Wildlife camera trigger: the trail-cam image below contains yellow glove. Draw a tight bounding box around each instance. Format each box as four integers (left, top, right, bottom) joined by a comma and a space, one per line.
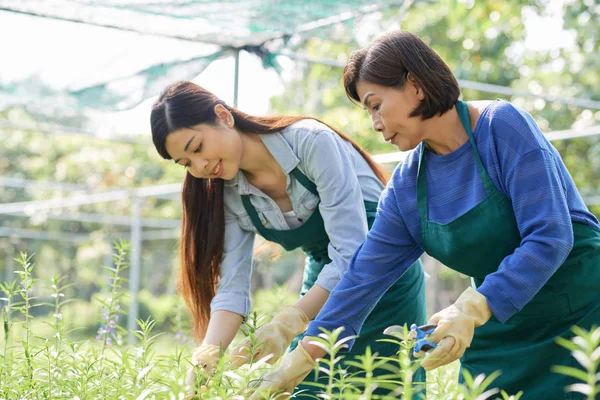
186, 344, 221, 393
229, 305, 309, 367
419, 287, 492, 371
249, 342, 316, 399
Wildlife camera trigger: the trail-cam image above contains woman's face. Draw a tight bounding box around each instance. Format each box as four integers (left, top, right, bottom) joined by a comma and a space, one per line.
165, 118, 243, 180
356, 78, 425, 151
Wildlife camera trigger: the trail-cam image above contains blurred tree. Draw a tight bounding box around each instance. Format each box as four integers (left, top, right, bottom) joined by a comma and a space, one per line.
519, 0, 600, 215
270, 0, 599, 214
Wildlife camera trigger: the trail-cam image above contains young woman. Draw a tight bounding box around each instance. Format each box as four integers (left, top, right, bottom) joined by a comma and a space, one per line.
149, 81, 427, 396
252, 30, 600, 400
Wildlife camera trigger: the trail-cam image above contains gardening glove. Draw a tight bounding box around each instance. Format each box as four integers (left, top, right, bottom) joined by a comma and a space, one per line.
186, 344, 221, 390
229, 305, 309, 368
249, 342, 316, 399
419, 287, 492, 371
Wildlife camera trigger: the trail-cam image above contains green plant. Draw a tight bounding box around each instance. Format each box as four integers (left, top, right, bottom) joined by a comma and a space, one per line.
0, 245, 598, 400
553, 325, 600, 400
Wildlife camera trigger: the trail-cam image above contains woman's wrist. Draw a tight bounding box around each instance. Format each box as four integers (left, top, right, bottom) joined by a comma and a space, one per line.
295, 284, 330, 320
300, 337, 327, 361
202, 310, 244, 349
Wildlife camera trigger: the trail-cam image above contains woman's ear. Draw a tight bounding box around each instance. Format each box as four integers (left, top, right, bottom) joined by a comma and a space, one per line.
213, 104, 234, 127
406, 72, 425, 100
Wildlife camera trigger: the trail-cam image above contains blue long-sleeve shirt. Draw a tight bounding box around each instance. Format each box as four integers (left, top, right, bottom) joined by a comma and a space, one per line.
306, 100, 600, 348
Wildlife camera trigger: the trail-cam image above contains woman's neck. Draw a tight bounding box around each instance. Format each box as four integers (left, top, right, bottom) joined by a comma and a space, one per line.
239, 133, 281, 183
423, 105, 469, 156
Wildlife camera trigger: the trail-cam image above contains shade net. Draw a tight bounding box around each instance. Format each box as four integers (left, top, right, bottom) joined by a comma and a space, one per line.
0, 0, 406, 131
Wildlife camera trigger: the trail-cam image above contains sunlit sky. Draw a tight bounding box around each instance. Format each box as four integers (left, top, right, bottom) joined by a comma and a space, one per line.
0, 10, 286, 138
0, 4, 575, 138
108, 53, 286, 135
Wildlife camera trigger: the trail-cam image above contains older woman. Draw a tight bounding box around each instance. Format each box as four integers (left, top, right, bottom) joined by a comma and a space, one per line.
251, 30, 600, 400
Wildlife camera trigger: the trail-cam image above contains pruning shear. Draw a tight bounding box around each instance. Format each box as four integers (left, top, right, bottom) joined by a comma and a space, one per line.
384, 323, 438, 353
410, 323, 437, 353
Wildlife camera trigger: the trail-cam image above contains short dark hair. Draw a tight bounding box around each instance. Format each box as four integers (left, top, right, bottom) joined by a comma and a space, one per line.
343, 30, 460, 120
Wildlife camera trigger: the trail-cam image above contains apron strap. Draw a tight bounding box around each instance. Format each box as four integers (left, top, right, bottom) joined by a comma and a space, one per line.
416, 144, 429, 223
241, 195, 272, 238
456, 100, 497, 196
290, 168, 318, 196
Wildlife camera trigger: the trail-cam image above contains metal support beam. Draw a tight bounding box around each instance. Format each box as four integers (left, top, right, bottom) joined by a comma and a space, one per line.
544, 125, 600, 141
141, 229, 180, 241
371, 125, 600, 164
0, 227, 179, 242
583, 196, 600, 206
0, 227, 91, 243
127, 196, 142, 343
4, 252, 14, 284
7, 210, 179, 229
0, 177, 94, 192
233, 49, 240, 108
0, 183, 182, 215
372, 151, 409, 164
0, 121, 147, 144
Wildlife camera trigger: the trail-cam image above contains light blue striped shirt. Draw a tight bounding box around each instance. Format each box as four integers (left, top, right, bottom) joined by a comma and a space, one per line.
211, 119, 385, 316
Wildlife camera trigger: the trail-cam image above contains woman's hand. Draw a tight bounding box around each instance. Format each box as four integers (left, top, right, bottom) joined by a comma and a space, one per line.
185, 344, 222, 397
418, 287, 492, 370
229, 305, 309, 367
248, 340, 318, 399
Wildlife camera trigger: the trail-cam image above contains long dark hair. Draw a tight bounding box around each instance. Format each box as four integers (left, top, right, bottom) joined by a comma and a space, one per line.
344, 30, 460, 119
150, 81, 387, 340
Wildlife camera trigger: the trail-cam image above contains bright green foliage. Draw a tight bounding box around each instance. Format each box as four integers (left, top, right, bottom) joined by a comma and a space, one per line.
2, 245, 598, 399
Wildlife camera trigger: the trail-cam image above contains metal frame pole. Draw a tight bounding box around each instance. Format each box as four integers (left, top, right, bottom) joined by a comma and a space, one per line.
127, 196, 142, 343
233, 49, 240, 107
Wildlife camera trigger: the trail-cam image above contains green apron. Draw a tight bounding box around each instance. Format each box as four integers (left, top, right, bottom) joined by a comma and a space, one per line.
417, 100, 600, 399
242, 168, 427, 397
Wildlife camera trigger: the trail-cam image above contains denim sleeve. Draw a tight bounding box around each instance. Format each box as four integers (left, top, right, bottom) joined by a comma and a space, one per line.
305, 180, 424, 348
298, 129, 372, 292
210, 213, 255, 317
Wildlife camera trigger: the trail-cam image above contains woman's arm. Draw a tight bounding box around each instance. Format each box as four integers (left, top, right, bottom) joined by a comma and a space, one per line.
295, 284, 329, 320
188, 214, 255, 375
202, 214, 255, 348
202, 310, 244, 348
476, 104, 574, 322
209, 215, 255, 323
299, 128, 373, 294
303, 176, 424, 352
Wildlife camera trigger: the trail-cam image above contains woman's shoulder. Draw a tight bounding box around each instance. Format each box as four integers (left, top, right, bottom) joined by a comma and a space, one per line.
280, 118, 355, 159
479, 98, 527, 117
468, 99, 526, 128
472, 99, 536, 131
282, 118, 332, 135
473, 99, 548, 151
223, 184, 241, 217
